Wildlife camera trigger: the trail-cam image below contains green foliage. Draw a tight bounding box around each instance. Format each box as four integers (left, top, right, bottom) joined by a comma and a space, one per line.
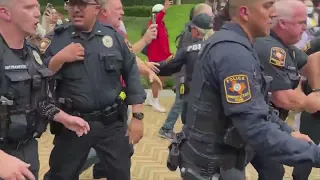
39, 0, 65, 6
121, 0, 202, 6
38, 0, 202, 7
141, 76, 175, 89
124, 6, 152, 17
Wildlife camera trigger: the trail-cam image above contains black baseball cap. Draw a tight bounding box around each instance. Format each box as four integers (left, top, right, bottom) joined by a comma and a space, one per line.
190, 13, 213, 30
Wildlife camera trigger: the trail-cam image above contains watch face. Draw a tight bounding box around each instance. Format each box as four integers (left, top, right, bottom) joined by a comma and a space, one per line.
133, 113, 144, 120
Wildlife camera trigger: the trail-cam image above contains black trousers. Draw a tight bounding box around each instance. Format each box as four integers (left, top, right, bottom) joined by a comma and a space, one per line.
0, 139, 39, 180
44, 120, 130, 180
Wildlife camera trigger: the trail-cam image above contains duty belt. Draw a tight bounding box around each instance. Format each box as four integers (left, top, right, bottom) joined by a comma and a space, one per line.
0, 136, 32, 150
71, 103, 120, 125
58, 98, 121, 125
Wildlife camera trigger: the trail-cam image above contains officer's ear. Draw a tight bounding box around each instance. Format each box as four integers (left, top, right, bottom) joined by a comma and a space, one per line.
0, 7, 11, 21
99, 7, 106, 16
239, 6, 249, 22
278, 19, 287, 29
94, 5, 101, 15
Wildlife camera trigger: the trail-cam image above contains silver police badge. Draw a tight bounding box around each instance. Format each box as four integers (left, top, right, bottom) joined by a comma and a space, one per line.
32, 50, 43, 65
102, 36, 113, 48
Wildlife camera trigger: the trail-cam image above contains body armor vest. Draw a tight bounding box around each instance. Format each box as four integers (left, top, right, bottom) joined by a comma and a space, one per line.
0, 36, 52, 143
186, 29, 271, 148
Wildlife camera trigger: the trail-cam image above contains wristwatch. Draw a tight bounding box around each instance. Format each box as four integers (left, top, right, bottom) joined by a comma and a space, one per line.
132, 112, 144, 120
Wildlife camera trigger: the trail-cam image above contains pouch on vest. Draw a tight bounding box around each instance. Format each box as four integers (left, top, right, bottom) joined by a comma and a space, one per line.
7, 114, 28, 141
223, 126, 245, 149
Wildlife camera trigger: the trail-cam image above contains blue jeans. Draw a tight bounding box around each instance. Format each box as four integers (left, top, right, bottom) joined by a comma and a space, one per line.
161, 86, 183, 132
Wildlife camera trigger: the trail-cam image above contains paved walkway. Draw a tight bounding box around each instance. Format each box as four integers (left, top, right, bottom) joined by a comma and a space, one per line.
37, 90, 320, 179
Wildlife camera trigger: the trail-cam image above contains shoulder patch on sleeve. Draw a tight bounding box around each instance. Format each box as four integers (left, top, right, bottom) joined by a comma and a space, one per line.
124, 38, 135, 54
302, 42, 311, 52
39, 38, 51, 54
223, 75, 251, 104
269, 47, 286, 67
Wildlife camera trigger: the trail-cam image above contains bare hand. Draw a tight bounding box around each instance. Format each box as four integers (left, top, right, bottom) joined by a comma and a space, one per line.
148, 71, 163, 89
305, 92, 320, 113
164, 0, 173, 9
62, 115, 90, 137
128, 118, 144, 144
59, 42, 85, 63
291, 131, 313, 143
143, 24, 158, 45
0, 153, 35, 180
145, 62, 160, 73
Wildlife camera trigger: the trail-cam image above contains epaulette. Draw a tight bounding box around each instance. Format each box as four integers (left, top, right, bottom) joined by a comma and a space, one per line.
100, 22, 118, 32
26, 40, 39, 51
54, 22, 71, 35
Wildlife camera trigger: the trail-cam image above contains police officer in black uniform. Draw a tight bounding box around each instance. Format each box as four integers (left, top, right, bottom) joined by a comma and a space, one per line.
251, 1, 320, 179
42, 0, 146, 179
168, 0, 320, 179
157, 13, 213, 124
0, 0, 90, 180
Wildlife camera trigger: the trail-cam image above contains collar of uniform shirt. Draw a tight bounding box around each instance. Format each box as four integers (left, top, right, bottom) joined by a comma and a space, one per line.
270, 31, 288, 47
69, 21, 104, 39
222, 22, 251, 42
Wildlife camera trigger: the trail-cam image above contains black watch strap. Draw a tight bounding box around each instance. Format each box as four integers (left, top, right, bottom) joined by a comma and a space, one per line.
132, 112, 144, 120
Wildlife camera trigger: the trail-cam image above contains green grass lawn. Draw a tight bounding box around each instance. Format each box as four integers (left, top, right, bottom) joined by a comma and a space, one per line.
123, 4, 195, 60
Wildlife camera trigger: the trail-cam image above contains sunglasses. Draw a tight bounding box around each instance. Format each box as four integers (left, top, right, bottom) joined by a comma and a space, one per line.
65, 1, 98, 10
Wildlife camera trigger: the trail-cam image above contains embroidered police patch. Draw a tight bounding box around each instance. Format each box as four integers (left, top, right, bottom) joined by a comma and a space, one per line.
39, 38, 51, 54
224, 75, 251, 104
102, 35, 113, 48
32, 50, 43, 65
302, 42, 311, 52
270, 47, 286, 67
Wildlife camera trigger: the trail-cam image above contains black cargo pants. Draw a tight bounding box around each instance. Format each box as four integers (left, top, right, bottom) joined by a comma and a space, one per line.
0, 139, 39, 180
44, 119, 130, 180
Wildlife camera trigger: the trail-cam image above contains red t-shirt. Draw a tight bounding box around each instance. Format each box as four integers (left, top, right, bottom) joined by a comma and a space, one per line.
147, 11, 172, 62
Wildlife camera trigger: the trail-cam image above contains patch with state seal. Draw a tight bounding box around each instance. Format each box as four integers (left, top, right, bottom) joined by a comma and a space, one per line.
39, 38, 51, 54
269, 47, 286, 67
224, 74, 251, 104
302, 42, 311, 52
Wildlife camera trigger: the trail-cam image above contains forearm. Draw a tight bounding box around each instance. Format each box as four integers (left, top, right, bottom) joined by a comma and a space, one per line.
301, 52, 320, 89
271, 91, 306, 111
136, 58, 151, 76
132, 104, 144, 113
233, 113, 320, 167
269, 111, 293, 134
48, 53, 64, 73
0, 150, 7, 159
133, 39, 148, 54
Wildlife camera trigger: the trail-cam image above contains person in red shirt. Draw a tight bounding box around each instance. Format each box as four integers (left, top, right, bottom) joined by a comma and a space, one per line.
146, 0, 173, 113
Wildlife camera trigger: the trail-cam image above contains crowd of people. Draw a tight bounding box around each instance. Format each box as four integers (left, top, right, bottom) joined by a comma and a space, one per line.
3, 0, 320, 179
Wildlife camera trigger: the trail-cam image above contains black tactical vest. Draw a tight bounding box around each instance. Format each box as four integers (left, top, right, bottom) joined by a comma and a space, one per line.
0, 36, 52, 142
186, 30, 270, 148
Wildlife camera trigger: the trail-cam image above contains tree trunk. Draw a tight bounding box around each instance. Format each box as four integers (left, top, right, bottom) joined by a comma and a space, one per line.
176, 0, 181, 5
